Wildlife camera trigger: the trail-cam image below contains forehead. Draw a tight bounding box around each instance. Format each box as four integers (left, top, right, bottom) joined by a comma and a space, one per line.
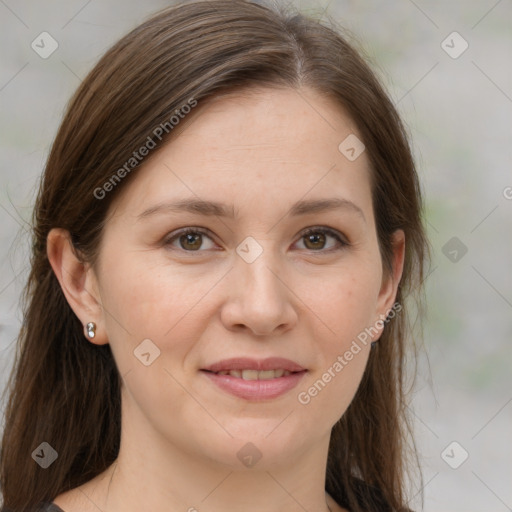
109, 86, 373, 221
175, 86, 361, 160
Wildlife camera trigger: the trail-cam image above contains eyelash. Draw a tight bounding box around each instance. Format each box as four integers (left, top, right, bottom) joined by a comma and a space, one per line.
163, 226, 350, 254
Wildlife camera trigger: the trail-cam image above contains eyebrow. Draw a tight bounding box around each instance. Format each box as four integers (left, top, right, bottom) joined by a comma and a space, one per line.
137, 197, 366, 223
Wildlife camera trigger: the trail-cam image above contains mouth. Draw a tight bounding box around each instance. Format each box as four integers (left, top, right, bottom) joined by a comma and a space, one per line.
202, 368, 299, 380
200, 357, 307, 401
201, 356, 306, 373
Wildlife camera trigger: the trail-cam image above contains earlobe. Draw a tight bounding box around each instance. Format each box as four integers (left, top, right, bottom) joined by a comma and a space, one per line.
46, 228, 108, 345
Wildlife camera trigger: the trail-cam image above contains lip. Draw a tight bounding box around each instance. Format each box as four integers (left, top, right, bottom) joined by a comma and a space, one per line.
200, 357, 307, 401
201, 370, 307, 401
201, 357, 306, 373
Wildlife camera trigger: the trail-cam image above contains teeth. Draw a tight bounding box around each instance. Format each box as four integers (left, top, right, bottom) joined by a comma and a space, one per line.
242, 369, 259, 380
216, 369, 292, 379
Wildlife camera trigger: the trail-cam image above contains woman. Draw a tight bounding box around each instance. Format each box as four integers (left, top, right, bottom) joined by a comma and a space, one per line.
0, 1, 430, 511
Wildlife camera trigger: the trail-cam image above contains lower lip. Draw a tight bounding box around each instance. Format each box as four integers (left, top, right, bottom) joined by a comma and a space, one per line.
201, 370, 307, 401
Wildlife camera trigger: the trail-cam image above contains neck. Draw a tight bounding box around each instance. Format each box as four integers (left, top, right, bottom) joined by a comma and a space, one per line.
74, 395, 337, 512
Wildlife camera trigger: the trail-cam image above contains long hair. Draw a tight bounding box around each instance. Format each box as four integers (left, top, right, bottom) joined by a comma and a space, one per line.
0, 1, 430, 510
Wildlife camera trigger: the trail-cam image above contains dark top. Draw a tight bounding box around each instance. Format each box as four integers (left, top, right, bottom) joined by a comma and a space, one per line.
32, 504, 65, 512
0, 504, 64, 512
30, 486, 400, 512
29, 495, 401, 512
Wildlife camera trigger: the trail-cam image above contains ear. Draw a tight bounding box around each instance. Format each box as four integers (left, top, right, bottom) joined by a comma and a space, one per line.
372, 229, 405, 341
46, 228, 108, 345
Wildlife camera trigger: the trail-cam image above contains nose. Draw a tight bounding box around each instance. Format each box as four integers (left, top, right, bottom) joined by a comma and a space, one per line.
220, 246, 298, 337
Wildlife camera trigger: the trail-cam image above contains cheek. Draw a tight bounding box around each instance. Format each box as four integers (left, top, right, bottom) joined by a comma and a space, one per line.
303, 260, 382, 344
97, 249, 225, 369
293, 261, 380, 424
97, 252, 210, 434
299, 346, 369, 429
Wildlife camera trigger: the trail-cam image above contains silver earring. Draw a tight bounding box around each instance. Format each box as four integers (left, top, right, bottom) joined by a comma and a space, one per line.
371, 341, 377, 348
86, 322, 96, 339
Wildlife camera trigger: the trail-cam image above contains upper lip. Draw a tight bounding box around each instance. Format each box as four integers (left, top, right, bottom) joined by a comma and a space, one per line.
201, 357, 306, 373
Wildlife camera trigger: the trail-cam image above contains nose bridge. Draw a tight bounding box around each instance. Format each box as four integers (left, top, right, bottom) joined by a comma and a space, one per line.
223, 234, 296, 334
235, 235, 283, 299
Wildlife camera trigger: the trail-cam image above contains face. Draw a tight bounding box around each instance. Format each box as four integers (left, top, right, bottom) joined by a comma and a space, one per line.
59, 86, 404, 470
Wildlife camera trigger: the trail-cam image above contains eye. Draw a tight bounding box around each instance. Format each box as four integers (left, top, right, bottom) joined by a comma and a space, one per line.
164, 226, 349, 254
164, 227, 216, 252
295, 227, 349, 252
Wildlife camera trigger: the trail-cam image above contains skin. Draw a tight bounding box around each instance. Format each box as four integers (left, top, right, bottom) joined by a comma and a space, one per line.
48, 86, 405, 512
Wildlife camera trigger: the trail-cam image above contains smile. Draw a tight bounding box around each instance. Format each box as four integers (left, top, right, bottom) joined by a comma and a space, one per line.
212, 369, 293, 379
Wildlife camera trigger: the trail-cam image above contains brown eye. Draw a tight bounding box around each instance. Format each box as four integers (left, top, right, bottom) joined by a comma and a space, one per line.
165, 228, 216, 252
179, 232, 203, 251
303, 231, 327, 250
297, 227, 348, 252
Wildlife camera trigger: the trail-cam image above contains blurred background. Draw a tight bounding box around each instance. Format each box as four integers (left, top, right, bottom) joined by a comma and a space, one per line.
0, 0, 510, 510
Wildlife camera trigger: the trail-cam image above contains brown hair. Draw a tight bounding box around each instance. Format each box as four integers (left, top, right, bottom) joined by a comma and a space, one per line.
0, 1, 430, 510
